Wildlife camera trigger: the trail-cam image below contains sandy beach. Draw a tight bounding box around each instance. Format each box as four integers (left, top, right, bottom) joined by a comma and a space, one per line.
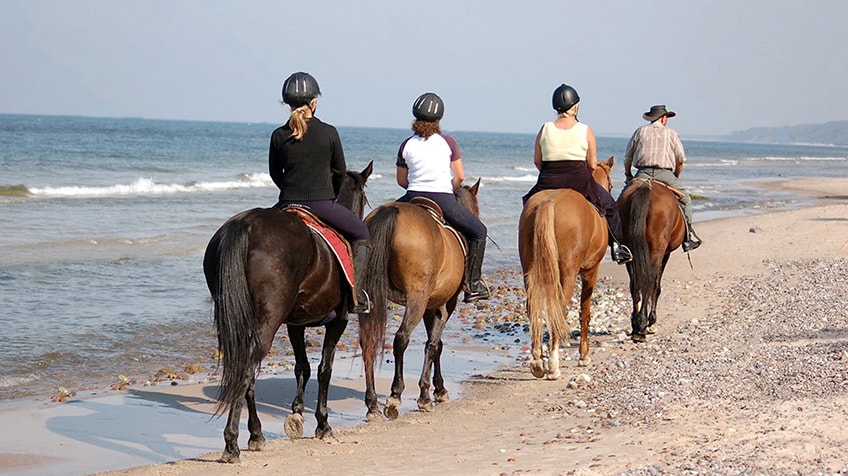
2, 177, 847, 476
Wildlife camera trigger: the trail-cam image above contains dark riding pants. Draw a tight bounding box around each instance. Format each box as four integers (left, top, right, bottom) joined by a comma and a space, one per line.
397, 191, 487, 242
274, 199, 370, 241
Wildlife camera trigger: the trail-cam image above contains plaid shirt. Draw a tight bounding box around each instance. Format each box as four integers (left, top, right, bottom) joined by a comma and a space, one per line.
624, 122, 686, 170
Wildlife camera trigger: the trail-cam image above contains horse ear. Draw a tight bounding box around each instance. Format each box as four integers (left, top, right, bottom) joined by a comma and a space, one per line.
606, 155, 615, 168
360, 161, 374, 182
470, 177, 481, 196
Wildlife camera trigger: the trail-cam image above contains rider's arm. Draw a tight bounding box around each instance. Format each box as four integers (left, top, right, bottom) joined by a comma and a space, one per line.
585, 126, 598, 171
396, 166, 409, 189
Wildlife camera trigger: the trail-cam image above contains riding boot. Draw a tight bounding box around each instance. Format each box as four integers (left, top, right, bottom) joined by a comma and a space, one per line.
463, 240, 490, 303
682, 220, 703, 252
609, 233, 633, 264
350, 240, 372, 313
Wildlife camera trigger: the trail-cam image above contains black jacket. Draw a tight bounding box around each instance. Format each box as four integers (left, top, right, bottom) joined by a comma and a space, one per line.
269, 117, 346, 201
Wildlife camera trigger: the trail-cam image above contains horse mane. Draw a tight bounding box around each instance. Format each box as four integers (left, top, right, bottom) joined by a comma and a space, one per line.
454, 179, 480, 216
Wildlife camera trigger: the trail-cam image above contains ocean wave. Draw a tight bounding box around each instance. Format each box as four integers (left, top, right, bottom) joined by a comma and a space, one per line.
28, 175, 276, 197
481, 174, 537, 183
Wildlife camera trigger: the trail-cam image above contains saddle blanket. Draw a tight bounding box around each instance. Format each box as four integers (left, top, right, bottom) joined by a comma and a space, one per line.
282, 206, 355, 288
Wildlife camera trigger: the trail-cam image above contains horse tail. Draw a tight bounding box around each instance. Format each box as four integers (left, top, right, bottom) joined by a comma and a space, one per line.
358, 206, 395, 369
526, 200, 570, 342
628, 184, 656, 308
207, 216, 260, 416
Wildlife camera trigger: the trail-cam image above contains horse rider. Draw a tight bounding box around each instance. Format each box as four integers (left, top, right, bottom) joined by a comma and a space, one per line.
395, 92, 490, 303
523, 84, 633, 265
268, 71, 372, 313
623, 105, 702, 252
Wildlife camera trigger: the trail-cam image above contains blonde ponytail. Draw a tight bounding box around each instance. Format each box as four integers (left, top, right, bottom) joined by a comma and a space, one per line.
288, 99, 316, 140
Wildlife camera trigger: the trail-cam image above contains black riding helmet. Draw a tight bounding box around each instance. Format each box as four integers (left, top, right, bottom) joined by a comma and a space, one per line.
412, 92, 444, 121
552, 84, 580, 113
282, 72, 321, 107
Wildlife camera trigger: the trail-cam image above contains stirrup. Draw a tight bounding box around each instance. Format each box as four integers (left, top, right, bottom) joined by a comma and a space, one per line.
613, 244, 633, 264
682, 240, 701, 252
463, 282, 490, 303
351, 290, 371, 314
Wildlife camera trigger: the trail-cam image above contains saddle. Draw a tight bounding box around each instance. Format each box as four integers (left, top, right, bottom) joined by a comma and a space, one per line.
408, 197, 467, 256
281, 206, 355, 288
630, 177, 686, 199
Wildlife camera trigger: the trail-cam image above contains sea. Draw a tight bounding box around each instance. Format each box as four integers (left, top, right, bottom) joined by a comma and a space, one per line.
1, 113, 846, 402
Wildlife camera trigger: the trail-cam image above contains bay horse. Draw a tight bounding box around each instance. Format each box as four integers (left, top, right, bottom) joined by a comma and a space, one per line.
518, 157, 615, 379
357, 180, 481, 421
202, 162, 372, 463
617, 178, 685, 342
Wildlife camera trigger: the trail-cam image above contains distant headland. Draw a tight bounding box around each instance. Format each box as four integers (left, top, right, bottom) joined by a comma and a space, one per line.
723, 120, 848, 147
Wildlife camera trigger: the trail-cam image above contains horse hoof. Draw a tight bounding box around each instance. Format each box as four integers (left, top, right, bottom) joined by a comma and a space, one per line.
219, 451, 240, 464
434, 390, 450, 403
631, 334, 647, 343
384, 398, 401, 421
577, 357, 591, 368
315, 427, 334, 440
417, 399, 433, 412
530, 359, 546, 379
647, 326, 656, 335
284, 413, 304, 439
247, 435, 266, 451
545, 370, 561, 381
366, 409, 383, 422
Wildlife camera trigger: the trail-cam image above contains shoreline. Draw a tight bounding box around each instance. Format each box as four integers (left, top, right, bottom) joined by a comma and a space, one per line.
2, 177, 846, 476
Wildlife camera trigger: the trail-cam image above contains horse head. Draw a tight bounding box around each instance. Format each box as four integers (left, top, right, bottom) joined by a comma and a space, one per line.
454, 177, 481, 217
337, 161, 373, 219
593, 156, 615, 193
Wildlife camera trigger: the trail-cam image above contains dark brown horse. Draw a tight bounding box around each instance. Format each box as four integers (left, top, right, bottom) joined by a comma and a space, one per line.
202, 163, 372, 463
357, 180, 481, 421
618, 178, 685, 342
518, 157, 615, 379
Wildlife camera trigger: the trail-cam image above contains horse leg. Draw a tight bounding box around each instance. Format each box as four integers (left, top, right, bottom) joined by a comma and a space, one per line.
362, 342, 381, 422
418, 306, 449, 411
432, 297, 457, 403
284, 325, 309, 439
385, 298, 426, 420
244, 379, 266, 451
547, 325, 561, 380
648, 256, 671, 333
526, 297, 546, 379
313, 315, 347, 439
219, 369, 252, 463
577, 269, 599, 367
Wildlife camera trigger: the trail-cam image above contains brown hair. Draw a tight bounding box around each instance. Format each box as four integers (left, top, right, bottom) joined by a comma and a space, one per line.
412, 119, 441, 139
287, 99, 317, 140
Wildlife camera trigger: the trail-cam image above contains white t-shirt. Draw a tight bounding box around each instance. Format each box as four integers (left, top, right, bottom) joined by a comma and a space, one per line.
396, 133, 462, 193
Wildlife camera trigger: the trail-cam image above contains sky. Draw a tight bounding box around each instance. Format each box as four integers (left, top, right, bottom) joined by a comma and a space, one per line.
1, 1, 847, 136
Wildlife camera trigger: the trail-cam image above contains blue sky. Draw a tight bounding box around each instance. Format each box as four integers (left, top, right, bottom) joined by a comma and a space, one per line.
2, 1, 846, 136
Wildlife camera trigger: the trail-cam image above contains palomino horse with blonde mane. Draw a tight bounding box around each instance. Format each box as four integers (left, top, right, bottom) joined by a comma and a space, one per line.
617, 178, 685, 342
358, 180, 481, 421
518, 157, 615, 379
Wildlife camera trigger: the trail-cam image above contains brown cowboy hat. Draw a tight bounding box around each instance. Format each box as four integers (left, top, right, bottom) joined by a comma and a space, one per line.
643, 105, 676, 122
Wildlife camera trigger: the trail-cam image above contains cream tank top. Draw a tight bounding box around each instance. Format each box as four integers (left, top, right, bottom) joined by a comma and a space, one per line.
540, 121, 589, 162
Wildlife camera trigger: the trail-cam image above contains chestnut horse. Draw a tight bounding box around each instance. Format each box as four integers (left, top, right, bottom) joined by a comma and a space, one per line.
617, 179, 685, 342
518, 157, 615, 379
358, 180, 480, 421
203, 163, 372, 463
